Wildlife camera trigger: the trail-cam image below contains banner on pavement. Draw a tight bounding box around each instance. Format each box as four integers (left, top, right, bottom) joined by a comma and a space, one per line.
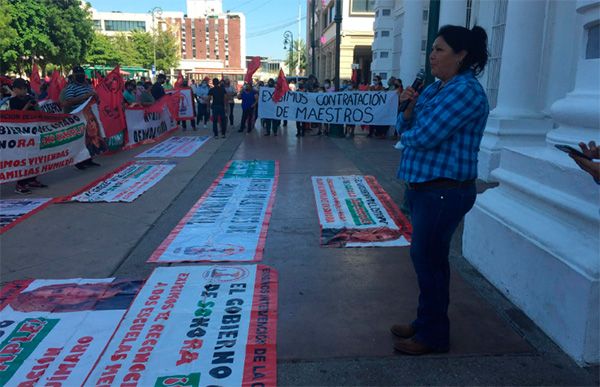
136, 136, 210, 158
258, 87, 399, 125
0, 278, 143, 386
0, 110, 90, 184
166, 88, 195, 120
63, 160, 175, 203
312, 175, 412, 247
125, 103, 178, 149
149, 160, 278, 263
84, 265, 278, 387
0, 198, 53, 234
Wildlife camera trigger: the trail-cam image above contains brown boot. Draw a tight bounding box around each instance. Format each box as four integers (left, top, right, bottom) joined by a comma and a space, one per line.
390, 324, 416, 338
393, 337, 449, 355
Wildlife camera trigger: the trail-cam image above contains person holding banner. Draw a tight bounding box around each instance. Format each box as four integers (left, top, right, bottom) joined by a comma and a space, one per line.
238, 82, 258, 133
9, 78, 48, 194
392, 25, 489, 355
208, 78, 228, 138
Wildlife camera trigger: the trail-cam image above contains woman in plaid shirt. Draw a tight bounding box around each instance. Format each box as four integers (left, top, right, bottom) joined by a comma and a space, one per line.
392, 25, 490, 355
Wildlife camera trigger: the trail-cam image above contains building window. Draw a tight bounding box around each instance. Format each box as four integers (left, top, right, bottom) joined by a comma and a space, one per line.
381, 30, 390, 37
380, 51, 388, 58
374, 31, 378, 38
93, 20, 102, 30
380, 72, 387, 80
421, 39, 427, 51
422, 9, 428, 21
586, 23, 599, 59
486, 0, 508, 109
466, 0, 473, 27
382, 9, 390, 16
104, 20, 146, 32
373, 52, 377, 59
375, 10, 379, 17
351, 0, 375, 14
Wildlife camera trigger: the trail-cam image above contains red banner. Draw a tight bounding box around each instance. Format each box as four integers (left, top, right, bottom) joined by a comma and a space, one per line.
174, 71, 184, 89
95, 66, 126, 138
47, 71, 63, 102
272, 68, 289, 103
244, 56, 261, 84
29, 63, 41, 95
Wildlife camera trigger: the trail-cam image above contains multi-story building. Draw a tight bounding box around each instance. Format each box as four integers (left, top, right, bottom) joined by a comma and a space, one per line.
306, 0, 375, 83
91, 0, 246, 83
371, 0, 599, 366
245, 57, 287, 82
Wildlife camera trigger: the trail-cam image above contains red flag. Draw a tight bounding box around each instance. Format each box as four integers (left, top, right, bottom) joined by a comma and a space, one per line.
244, 56, 261, 84
0, 76, 12, 87
351, 68, 358, 85
272, 68, 290, 103
174, 71, 184, 89
30, 63, 41, 95
47, 71, 63, 101
95, 65, 126, 137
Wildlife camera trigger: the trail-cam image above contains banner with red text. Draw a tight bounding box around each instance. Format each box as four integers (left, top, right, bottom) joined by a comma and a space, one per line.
125, 103, 178, 149
0, 278, 143, 386
63, 161, 176, 203
312, 175, 412, 247
149, 160, 278, 263
84, 265, 278, 387
0, 198, 53, 234
0, 110, 90, 184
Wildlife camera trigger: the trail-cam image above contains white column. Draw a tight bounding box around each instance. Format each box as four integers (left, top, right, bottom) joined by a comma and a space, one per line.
399, 0, 424, 84
439, 0, 466, 27
464, 0, 599, 365
477, 0, 553, 181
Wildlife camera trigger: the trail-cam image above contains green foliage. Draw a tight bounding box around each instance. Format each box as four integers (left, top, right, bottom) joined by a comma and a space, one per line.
285, 39, 307, 75
154, 27, 180, 72
0, 0, 17, 71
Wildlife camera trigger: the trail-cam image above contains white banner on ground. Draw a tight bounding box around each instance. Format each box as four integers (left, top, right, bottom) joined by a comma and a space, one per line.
84, 265, 278, 387
125, 105, 177, 148
167, 88, 195, 120
0, 278, 142, 387
0, 198, 53, 233
65, 161, 175, 203
136, 136, 210, 158
257, 87, 398, 125
149, 160, 278, 263
312, 175, 412, 247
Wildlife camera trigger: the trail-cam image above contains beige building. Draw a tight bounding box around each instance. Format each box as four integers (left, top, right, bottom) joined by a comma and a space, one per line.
307, 0, 375, 83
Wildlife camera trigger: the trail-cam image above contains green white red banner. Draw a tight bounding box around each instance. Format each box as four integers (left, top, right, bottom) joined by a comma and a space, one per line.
62, 160, 176, 203
0, 278, 143, 386
149, 160, 278, 263
312, 175, 412, 247
84, 265, 278, 387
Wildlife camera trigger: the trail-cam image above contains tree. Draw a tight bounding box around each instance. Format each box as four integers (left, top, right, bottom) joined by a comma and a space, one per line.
86, 32, 124, 66
154, 27, 180, 72
285, 39, 307, 76
0, 0, 17, 73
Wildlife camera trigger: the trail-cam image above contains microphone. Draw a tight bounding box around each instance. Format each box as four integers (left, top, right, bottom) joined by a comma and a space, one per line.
398, 70, 425, 112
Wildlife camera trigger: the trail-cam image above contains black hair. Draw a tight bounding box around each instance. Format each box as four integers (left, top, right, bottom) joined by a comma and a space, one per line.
157, 73, 166, 80
437, 25, 488, 76
12, 78, 27, 89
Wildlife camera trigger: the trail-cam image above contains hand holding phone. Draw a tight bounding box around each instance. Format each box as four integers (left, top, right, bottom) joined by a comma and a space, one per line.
555, 144, 593, 161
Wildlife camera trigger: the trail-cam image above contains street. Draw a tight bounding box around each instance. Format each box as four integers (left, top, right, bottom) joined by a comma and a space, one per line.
1, 105, 597, 386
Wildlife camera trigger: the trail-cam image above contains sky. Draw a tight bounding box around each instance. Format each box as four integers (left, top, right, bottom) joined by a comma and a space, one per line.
87, 0, 307, 60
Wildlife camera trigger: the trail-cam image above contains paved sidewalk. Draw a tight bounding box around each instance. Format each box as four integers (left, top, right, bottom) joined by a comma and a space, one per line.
1, 116, 597, 386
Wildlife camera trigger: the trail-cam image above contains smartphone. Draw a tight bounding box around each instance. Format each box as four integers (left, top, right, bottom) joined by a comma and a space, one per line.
555, 144, 593, 160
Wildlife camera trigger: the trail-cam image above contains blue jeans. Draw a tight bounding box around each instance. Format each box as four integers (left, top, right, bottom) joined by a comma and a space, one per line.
406, 183, 477, 350
212, 105, 227, 136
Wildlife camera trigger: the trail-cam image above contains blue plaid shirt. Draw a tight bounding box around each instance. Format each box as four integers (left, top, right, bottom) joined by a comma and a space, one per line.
396, 71, 489, 183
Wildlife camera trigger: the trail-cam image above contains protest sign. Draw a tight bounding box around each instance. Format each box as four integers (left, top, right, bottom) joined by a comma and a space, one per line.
63, 160, 175, 203
96, 66, 126, 138
312, 175, 412, 247
0, 198, 53, 234
125, 103, 178, 149
258, 87, 399, 125
149, 160, 278, 263
0, 110, 90, 184
83, 265, 278, 387
0, 278, 143, 386
38, 99, 63, 114
166, 88, 195, 120
136, 136, 210, 158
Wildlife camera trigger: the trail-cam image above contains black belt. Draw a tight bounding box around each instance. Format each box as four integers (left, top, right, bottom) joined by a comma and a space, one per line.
408, 178, 475, 190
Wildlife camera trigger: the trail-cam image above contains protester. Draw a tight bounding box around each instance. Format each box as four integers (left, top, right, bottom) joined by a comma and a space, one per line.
392, 25, 489, 355
569, 141, 600, 184
194, 77, 210, 128
238, 82, 258, 133
178, 79, 197, 131
61, 66, 99, 170
208, 78, 228, 138
264, 78, 281, 136
9, 78, 47, 194
123, 80, 136, 105
139, 82, 155, 106
151, 74, 167, 100
296, 82, 307, 137
223, 78, 236, 126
